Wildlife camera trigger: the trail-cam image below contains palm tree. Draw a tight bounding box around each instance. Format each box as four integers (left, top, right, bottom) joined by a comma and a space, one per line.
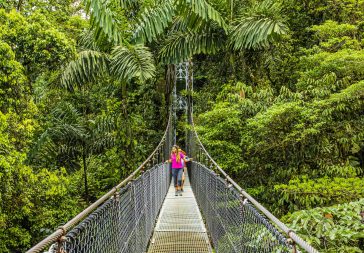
65, 0, 288, 84
49, 0, 289, 202
133, 0, 288, 61
62, 0, 227, 77
32, 101, 116, 202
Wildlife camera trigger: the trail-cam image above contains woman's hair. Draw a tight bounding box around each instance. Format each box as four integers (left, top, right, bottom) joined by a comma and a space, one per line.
178, 148, 186, 155
172, 145, 181, 162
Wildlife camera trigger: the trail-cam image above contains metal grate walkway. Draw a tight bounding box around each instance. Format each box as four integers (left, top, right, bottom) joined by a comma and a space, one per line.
147, 171, 212, 253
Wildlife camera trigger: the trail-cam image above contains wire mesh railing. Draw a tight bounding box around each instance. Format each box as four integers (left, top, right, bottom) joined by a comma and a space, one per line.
190, 162, 292, 252
27, 111, 174, 253
188, 118, 319, 253
61, 163, 170, 253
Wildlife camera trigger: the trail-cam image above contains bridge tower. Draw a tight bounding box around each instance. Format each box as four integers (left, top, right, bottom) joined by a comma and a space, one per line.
174, 61, 193, 154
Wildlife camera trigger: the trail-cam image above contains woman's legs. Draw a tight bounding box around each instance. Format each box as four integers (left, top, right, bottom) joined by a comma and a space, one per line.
177, 168, 183, 195
172, 168, 183, 195
172, 169, 178, 188
181, 167, 186, 191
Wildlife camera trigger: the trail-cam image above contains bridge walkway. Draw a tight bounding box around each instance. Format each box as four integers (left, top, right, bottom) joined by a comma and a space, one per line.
147, 171, 212, 253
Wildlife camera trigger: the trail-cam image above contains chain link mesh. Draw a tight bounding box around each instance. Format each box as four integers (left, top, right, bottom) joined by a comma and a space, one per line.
49, 164, 170, 253
189, 162, 292, 253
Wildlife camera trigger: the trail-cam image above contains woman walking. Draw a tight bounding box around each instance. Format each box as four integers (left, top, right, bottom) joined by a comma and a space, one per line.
178, 147, 191, 192
166, 145, 185, 196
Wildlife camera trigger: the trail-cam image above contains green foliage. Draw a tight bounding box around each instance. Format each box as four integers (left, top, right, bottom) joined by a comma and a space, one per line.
284, 0, 364, 44
196, 102, 244, 174
176, 0, 227, 31
241, 80, 363, 183
1, 0, 364, 251
61, 50, 109, 90
311, 20, 358, 41
298, 49, 364, 82
230, 0, 288, 50
276, 176, 364, 212
83, 0, 124, 43
196, 61, 363, 253
133, 0, 227, 44
0, 40, 27, 112
0, 9, 76, 81
133, 0, 175, 43
0, 112, 81, 252
111, 44, 156, 81
159, 27, 225, 63
284, 199, 364, 252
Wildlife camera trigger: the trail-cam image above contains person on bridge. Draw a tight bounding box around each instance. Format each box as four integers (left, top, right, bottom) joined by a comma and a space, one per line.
179, 148, 187, 192
178, 147, 192, 192
166, 145, 185, 196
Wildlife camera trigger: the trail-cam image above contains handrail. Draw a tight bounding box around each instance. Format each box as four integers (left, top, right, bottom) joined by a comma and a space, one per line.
26, 111, 172, 253
190, 116, 319, 253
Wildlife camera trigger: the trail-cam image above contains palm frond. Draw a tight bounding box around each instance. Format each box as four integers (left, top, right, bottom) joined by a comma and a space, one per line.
91, 133, 116, 153
230, 16, 288, 50
159, 28, 225, 63
78, 30, 102, 51
50, 123, 87, 141
51, 102, 82, 122
58, 144, 83, 158
29, 129, 53, 162
30, 103, 85, 166
177, 0, 228, 31
133, 0, 175, 43
49, 102, 87, 140
92, 114, 117, 134
117, 0, 139, 9
61, 50, 109, 91
230, 0, 288, 50
83, 0, 123, 43
111, 44, 156, 82
169, 14, 206, 32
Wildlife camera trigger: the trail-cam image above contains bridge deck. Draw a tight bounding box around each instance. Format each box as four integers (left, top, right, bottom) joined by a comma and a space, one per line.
147, 172, 212, 253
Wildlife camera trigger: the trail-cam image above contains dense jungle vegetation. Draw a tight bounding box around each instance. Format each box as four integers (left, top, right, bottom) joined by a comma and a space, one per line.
0, 0, 363, 252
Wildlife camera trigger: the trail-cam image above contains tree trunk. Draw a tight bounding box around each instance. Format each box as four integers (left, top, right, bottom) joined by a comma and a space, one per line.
82, 146, 89, 203
230, 0, 234, 22
119, 81, 132, 180
165, 64, 175, 110
17, 0, 24, 11
81, 86, 89, 202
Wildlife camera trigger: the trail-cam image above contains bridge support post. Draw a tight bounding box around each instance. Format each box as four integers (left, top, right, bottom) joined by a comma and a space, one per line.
113, 189, 121, 253
56, 227, 66, 253
287, 237, 297, 253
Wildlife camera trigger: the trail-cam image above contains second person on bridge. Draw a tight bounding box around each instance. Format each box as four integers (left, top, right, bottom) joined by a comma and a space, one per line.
166, 145, 185, 196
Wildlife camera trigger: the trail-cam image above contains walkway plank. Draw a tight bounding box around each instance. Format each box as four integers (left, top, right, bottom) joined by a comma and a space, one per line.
147, 172, 212, 253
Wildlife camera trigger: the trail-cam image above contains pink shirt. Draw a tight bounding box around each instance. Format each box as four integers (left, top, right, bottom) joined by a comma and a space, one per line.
171, 153, 185, 169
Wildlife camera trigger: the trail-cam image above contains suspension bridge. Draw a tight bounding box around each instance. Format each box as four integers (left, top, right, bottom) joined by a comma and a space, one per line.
27, 63, 318, 253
